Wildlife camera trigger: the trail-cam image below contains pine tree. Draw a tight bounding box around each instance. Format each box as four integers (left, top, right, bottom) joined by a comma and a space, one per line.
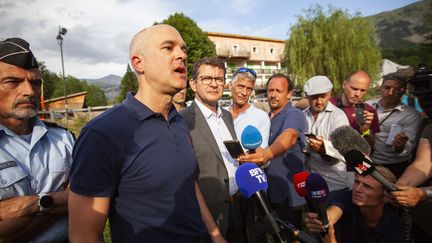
116, 64, 138, 102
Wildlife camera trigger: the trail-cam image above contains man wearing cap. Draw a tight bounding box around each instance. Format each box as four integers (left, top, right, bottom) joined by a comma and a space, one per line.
303, 76, 352, 196
0, 38, 74, 242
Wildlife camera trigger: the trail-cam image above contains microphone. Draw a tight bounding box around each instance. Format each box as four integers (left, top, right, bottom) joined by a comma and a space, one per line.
293, 171, 309, 198
294, 172, 316, 212
236, 163, 285, 243
305, 173, 330, 233
343, 150, 399, 192
330, 125, 371, 156
241, 125, 263, 153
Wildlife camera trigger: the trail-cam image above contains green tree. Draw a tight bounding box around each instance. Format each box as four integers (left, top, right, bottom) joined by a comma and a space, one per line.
285, 6, 382, 95
116, 64, 138, 102
39, 61, 61, 100
82, 81, 107, 107
161, 12, 216, 100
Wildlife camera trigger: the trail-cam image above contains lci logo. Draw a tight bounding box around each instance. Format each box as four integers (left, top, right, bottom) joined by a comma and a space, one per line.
310, 189, 327, 198
297, 181, 305, 188
248, 168, 267, 183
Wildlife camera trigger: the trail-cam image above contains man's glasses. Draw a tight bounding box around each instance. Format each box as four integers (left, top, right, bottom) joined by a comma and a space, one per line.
233, 67, 257, 78
198, 76, 225, 86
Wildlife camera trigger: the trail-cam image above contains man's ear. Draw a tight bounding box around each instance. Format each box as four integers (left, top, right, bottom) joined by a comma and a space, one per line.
342, 80, 348, 88
228, 81, 233, 90
286, 90, 292, 100
131, 55, 145, 74
189, 79, 197, 92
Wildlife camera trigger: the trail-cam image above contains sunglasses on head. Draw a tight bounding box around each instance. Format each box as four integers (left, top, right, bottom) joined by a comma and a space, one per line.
233, 67, 257, 78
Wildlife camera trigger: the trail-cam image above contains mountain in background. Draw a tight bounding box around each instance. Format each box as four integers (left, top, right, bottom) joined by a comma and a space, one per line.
82, 1, 432, 101
367, 0, 432, 49
83, 74, 122, 86
82, 74, 122, 102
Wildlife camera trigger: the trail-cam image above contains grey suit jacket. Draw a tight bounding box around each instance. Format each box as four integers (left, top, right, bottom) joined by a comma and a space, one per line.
180, 101, 237, 236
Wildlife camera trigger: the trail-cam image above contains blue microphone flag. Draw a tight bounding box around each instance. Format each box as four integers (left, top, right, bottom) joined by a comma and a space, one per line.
241, 125, 262, 150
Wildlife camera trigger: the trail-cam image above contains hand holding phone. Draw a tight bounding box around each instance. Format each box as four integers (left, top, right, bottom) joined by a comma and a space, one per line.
223, 140, 245, 159
354, 103, 365, 125
305, 133, 317, 139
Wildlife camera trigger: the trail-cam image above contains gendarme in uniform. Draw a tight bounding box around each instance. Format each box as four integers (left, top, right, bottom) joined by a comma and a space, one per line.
0, 37, 75, 242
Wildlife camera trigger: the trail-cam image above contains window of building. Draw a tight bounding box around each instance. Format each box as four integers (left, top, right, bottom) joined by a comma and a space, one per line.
232, 44, 239, 52
252, 46, 258, 53
270, 48, 274, 54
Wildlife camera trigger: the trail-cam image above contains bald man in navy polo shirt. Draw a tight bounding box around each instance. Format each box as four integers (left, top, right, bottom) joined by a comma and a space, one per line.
69, 24, 207, 242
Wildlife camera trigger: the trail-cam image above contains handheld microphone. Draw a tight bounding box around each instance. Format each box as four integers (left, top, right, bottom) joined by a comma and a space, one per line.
236, 163, 285, 243
343, 150, 399, 192
241, 125, 263, 153
293, 172, 314, 211
293, 171, 309, 198
305, 173, 330, 233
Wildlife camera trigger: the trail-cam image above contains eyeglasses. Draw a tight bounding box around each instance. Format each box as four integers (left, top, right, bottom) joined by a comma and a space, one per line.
233, 67, 257, 78
198, 76, 225, 86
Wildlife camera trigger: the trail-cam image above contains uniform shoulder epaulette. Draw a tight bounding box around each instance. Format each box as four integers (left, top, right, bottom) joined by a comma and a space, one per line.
42, 121, 76, 140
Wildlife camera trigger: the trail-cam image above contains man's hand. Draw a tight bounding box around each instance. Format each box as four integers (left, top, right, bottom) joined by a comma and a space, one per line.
304, 212, 326, 234
308, 136, 325, 154
392, 132, 408, 153
238, 147, 272, 165
391, 186, 427, 207
353, 110, 374, 132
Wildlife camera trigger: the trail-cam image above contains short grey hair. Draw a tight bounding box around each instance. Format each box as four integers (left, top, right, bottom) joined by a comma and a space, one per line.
232, 71, 256, 86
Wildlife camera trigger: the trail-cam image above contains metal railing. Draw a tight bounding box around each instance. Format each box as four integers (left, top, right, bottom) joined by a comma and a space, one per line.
39, 105, 115, 120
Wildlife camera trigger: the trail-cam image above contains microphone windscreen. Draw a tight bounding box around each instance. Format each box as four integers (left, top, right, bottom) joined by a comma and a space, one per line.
241, 125, 263, 150
235, 162, 268, 198
306, 173, 329, 204
343, 150, 375, 176
330, 125, 371, 156
293, 171, 309, 197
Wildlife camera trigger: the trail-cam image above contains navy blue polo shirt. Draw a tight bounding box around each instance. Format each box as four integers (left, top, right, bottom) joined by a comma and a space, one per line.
71, 93, 206, 242
330, 191, 405, 243
265, 102, 307, 206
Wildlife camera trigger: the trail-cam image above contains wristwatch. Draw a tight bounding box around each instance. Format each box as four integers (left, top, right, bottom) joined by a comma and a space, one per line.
38, 194, 54, 212
421, 187, 432, 202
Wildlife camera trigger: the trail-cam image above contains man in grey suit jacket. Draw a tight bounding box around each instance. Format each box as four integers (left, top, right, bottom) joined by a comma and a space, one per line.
181, 57, 245, 243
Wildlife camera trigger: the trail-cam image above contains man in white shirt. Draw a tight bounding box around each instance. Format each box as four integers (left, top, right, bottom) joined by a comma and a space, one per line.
303, 76, 352, 197
228, 67, 270, 150
181, 57, 245, 243
227, 67, 271, 242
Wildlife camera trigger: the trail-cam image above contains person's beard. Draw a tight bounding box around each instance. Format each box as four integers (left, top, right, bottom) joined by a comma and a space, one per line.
11, 97, 39, 119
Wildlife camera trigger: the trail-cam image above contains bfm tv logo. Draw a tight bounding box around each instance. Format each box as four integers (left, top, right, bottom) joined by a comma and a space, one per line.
249, 168, 267, 183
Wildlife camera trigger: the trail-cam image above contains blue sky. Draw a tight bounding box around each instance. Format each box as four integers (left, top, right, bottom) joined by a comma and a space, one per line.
0, 0, 418, 78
